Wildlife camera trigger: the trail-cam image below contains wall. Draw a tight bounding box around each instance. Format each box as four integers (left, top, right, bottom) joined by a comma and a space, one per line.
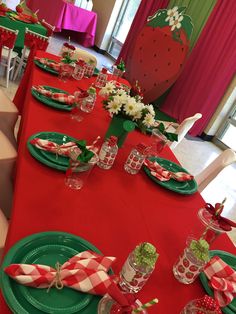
93, 0, 123, 50
204, 76, 236, 136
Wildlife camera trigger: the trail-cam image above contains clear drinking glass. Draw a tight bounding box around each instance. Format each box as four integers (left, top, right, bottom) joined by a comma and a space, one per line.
150, 128, 168, 156
73, 63, 85, 80
65, 153, 98, 190
84, 63, 95, 78
97, 294, 147, 314
80, 95, 96, 113
58, 63, 74, 82
112, 65, 125, 79
173, 237, 208, 284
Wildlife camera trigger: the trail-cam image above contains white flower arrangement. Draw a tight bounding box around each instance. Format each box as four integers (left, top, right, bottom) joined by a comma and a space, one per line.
99, 82, 156, 132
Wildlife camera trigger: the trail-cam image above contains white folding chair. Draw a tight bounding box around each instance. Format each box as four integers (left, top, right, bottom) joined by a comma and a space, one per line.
0, 26, 19, 88
0, 130, 17, 219
13, 28, 49, 80
0, 208, 8, 261
0, 89, 19, 148
195, 149, 236, 193
158, 113, 202, 149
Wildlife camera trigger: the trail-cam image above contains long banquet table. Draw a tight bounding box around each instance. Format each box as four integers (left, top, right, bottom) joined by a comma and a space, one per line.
0, 50, 235, 313
27, 0, 97, 47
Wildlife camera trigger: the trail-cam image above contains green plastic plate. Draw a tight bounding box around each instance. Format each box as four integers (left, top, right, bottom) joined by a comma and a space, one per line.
143, 157, 197, 195
34, 59, 59, 75
199, 250, 236, 314
27, 131, 77, 172
0, 231, 102, 314
31, 86, 73, 111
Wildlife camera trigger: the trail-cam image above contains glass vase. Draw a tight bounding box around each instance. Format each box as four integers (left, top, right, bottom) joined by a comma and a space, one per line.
58, 63, 74, 82
173, 237, 208, 285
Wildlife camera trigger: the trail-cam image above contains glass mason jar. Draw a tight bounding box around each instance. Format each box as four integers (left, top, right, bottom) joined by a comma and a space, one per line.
173, 237, 208, 285
112, 65, 125, 79
84, 63, 95, 78
97, 136, 118, 170
124, 143, 148, 175
80, 95, 96, 113
150, 128, 168, 156
73, 62, 85, 80
198, 207, 225, 245
97, 294, 147, 314
95, 68, 107, 88
119, 251, 155, 294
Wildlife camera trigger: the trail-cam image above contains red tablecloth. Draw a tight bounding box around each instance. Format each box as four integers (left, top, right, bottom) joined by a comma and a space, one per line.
1, 51, 236, 313
27, 0, 97, 47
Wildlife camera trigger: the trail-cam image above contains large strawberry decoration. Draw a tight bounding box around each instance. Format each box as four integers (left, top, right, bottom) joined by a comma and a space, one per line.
125, 6, 193, 104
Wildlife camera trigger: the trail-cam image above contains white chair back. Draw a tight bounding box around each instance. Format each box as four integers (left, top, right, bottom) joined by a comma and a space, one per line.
0, 208, 8, 262
169, 113, 202, 149
0, 130, 17, 219
195, 149, 236, 193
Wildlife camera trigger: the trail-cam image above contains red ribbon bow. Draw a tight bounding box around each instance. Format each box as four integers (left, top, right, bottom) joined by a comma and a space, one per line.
205, 203, 236, 231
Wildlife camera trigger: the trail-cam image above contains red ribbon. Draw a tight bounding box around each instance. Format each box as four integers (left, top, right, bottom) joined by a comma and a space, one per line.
205, 203, 236, 231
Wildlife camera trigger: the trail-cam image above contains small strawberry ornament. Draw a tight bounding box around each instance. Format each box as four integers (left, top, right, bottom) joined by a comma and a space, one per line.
126, 6, 193, 104
0, 3, 8, 12
16, 4, 23, 13
31, 13, 38, 23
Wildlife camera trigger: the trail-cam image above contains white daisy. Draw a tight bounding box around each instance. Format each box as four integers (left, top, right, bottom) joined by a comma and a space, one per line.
107, 99, 122, 115
124, 97, 138, 116
99, 81, 116, 96
146, 104, 155, 116
169, 15, 183, 31
143, 113, 155, 127
165, 6, 179, 22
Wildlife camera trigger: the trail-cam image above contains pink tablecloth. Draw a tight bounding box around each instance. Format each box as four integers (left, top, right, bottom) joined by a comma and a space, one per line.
27, 0, 97, 47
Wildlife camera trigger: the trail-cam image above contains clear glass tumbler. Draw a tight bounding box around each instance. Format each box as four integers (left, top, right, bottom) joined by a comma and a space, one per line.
173, 238, 208, 285
58, 63, 74, 82
65, 153, 98, 190
150, 128, 168, 156
97, 294, 147, 314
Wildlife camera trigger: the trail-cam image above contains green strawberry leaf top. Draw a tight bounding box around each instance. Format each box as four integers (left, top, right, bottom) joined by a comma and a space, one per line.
190, 239, 209, 262
134, 242, 159, 268
147, 6, 193, 43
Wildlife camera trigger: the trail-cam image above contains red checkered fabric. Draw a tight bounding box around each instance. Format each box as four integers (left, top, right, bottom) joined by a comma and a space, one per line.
144, 159, 194, 182
204, 256, 236, 307
32, 85, 75, 105
4, 251, 116, 296
30, 138, 78, 157
34, 57, 60, 71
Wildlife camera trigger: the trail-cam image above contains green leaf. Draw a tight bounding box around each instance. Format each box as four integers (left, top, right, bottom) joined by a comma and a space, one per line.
147, 9, 169, 28
181, 15, 193, 41
177, 6, 186, 14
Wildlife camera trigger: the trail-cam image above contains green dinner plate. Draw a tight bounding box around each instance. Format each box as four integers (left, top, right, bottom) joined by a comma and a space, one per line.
27, 132, 77, 171
31, 86, 73, 111
199, 250, 236, 314
34, 59, 59, 75
0, 231, 102, 314
143, 157, 197, 195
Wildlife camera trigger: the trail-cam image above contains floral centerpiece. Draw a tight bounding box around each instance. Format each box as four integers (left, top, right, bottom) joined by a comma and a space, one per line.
100, 81, 156, 133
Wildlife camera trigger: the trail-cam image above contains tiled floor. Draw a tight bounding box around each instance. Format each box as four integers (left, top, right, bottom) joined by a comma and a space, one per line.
1, 32, 235, 246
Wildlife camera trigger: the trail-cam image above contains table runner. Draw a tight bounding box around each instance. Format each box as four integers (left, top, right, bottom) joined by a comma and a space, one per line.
2, 51, 236, 313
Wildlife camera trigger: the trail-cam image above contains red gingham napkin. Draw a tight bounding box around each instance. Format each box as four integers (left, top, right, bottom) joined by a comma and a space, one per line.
4, 251, 116, 296
32, 85, 75, 105
144, 159, 194, 182
204, 256, 236, 307
30, 138, 79, 157
34, 57, 60, 71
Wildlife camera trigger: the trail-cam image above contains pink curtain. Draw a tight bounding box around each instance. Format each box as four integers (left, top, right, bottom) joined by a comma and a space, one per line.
161, 0, 236, 136
117, 0, 169, 64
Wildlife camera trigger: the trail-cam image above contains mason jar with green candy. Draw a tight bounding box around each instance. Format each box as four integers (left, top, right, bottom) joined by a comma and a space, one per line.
119, 242, 159, 293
